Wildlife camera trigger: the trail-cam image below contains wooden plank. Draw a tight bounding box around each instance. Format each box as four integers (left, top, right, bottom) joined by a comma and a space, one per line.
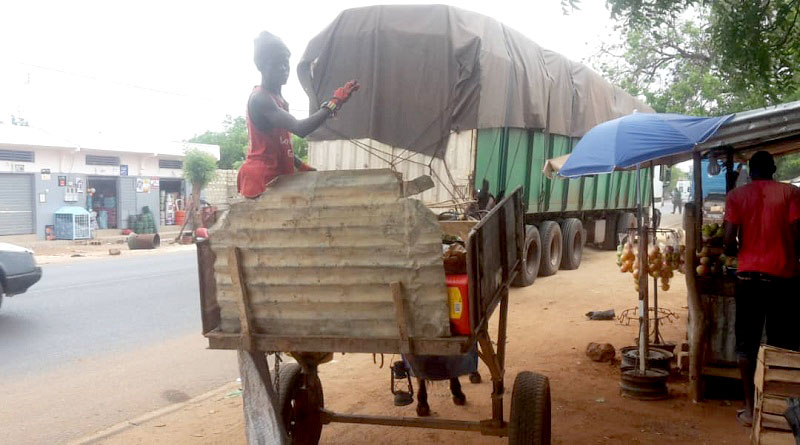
758, 429, 796, 445
229, 247, 255, 350
761, 413, 792, 431
765, 368, 800, 385
207, 331, 470, 355
761, 381, 800, 398
762, 395, 790, 415
701, 366, 740, 379
391, 282, 414, 354
197, 240, 220, 335
238, 350, 287, 444
764, 347, 800, 369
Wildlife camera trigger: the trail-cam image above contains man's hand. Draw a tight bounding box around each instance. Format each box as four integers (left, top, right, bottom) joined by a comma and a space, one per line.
322, 80, 360, 114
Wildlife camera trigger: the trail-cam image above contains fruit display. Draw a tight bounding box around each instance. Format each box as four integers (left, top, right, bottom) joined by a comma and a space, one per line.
695, 223, 737, 277
616, 237, 685, 292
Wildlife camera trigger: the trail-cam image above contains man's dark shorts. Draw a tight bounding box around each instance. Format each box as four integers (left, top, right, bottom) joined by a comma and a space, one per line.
735, 273, 800, 361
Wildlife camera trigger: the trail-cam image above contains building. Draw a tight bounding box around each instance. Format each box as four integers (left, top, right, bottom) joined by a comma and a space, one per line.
0, 124, 220, 238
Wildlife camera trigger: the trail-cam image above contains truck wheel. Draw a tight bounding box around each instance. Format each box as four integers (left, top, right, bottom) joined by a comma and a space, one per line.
560, 218, 583, 270
617, 212, 637, 244
508, 371, 551, 445
601, 216, 617, 250
513, 225, 541, 287
538, 221, 562, 277
277, 363, 324, 444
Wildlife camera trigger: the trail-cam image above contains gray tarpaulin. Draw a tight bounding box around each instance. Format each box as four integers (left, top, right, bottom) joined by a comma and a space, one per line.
298, 5, 653, 158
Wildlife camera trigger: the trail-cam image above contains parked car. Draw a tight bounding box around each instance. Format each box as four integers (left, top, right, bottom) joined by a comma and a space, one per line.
0, 243, 42, 309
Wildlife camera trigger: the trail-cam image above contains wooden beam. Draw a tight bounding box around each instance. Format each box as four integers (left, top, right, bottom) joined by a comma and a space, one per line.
685, 203, 706, 402
238, 350, 287, 444
391, 282, 413, 354
320, 409, 507, 437
228, 247, 255, 351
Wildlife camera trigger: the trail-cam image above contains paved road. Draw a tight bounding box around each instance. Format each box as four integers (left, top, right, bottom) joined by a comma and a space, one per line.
0, 250, 238, 444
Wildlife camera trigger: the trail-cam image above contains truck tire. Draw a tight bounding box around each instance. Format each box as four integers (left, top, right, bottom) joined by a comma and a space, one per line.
538, 221, 562, 277
508, 371, 551, 445
617, 212, 637, 244
513, 225, 541, 287
560, 218, 583, 270
601, 216, 617, 250
277, 363, 324, 444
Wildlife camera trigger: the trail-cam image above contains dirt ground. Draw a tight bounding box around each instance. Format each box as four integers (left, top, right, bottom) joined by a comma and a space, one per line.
88, 248, 749, 445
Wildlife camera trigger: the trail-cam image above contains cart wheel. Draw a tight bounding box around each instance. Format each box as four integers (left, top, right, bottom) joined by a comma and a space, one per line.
512, 225, 540, 287
538, 221, 561, 277
508, 371, 551, 445
277, 363, 324, 445
559, 218, 583, 270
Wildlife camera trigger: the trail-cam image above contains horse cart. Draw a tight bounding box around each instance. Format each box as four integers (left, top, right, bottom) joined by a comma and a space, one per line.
196, 170, 552, 444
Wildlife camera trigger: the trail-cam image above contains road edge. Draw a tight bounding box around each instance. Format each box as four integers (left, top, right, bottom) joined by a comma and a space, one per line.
68, 381, 240, 445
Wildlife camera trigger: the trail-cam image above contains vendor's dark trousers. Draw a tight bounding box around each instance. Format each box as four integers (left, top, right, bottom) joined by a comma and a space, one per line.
672, 202, 682, 214
735, 273, 800, 417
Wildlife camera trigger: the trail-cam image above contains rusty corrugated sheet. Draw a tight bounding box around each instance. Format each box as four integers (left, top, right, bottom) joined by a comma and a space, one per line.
209, 169, 451, 339
308, 130, 476, 207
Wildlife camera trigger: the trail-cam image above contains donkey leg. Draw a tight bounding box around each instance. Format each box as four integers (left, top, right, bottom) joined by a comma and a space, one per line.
469, 371, 482, 384
416, 378, 430, 417
450, 378, 466, 406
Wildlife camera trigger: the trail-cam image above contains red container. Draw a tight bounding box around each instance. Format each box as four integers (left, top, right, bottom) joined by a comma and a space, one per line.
446, 274, 470, 335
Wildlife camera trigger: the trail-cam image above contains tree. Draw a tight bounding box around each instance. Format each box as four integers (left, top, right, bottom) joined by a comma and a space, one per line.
189, 116, 248, 170
588, 1, 800, 115
292, 135, 308, 162
182, 149, 218, 229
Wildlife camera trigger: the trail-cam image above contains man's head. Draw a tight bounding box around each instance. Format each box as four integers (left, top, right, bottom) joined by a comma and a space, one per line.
254, 31, 290, 88
749, 151, 776, 180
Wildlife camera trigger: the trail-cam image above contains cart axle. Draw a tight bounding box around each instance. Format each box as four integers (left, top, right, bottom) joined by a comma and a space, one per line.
320, 409, 508, 437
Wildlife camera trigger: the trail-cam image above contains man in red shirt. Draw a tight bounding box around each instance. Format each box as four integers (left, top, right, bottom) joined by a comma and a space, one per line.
238, 32, 359, 198
724, 150, 800, 426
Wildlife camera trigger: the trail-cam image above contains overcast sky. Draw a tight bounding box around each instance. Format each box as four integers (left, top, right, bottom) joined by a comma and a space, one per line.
0, 0, 618, 144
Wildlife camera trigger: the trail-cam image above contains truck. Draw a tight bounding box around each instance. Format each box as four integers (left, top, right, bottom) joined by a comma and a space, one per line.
302, 5, 654, 287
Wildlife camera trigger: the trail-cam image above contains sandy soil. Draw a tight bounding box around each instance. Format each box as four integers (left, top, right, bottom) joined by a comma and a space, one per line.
89, 248, 748, 445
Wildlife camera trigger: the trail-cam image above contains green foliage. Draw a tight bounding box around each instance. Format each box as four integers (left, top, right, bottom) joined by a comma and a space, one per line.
182, 149, 218, 190
189, 116, 248, 170
776, 155, 800, 181
292, 135, 308, 162
588, 0, 800, 115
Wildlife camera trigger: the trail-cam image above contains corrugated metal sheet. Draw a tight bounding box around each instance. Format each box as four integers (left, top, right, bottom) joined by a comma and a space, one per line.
308, 131, 475, 207
0, 173, 34, 235
209, 169, 451, 339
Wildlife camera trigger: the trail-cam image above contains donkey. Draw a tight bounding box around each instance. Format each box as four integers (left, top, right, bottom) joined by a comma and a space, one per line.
403, 348, 480, 417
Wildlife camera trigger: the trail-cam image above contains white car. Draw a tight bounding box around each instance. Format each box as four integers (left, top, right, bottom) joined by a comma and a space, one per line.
0, 243, 42, 310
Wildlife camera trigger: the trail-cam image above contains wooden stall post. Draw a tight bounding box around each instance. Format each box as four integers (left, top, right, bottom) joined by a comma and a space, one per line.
685, 202, 706, 402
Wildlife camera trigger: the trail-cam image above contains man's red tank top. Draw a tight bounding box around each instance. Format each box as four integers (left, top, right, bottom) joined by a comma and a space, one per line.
237, 87, 295, 198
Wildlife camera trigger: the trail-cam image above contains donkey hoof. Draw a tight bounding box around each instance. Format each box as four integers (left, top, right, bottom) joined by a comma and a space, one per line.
452, 393, 466, 406
469, 372, 482, 384
416, 404, 431, 417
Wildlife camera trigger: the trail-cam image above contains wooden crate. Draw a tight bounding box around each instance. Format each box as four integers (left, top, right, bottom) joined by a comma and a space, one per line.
752, 346, 800, 445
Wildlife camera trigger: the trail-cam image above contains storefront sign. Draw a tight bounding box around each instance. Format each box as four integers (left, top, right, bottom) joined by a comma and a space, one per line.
136, 177, 151, 193
41, 169, 51, 181
120, 165, 128, 176
151, 178, 160, 190
14, 164, 25, 173
58, 176, 67, 187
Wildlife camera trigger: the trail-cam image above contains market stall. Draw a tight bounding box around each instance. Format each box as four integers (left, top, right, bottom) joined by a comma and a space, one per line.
682, 101, 800, 401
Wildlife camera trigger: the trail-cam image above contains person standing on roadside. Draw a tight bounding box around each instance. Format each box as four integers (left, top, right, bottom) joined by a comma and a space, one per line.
723, 151, 800, 426
671, 188, 683, 214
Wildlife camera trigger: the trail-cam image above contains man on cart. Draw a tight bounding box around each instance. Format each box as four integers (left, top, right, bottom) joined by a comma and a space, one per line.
723, 151, 800, 426
237, 31, 359, 198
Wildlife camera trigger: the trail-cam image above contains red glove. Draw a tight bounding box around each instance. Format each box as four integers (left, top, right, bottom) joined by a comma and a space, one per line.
329, 80, 360, 107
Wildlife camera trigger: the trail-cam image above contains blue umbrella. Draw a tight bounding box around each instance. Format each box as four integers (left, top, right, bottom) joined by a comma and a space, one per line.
558, 113, 733, 178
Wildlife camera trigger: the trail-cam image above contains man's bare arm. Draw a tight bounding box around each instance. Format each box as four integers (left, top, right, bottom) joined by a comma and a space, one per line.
724, 221, 740, 257
253, 92, 331, 138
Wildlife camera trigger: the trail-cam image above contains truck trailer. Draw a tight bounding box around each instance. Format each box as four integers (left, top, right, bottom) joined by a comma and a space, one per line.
301, 5, 654, 287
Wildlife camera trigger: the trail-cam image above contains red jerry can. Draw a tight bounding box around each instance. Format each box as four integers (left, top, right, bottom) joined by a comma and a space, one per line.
446, 274, 470, 335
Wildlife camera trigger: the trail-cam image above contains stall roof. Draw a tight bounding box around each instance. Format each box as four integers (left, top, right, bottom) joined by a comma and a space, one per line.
657, 100, 800, 164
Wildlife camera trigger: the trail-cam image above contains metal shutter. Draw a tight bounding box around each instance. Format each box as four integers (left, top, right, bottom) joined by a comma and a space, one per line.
0, 174, 34, 235
118, 177, 136, 229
